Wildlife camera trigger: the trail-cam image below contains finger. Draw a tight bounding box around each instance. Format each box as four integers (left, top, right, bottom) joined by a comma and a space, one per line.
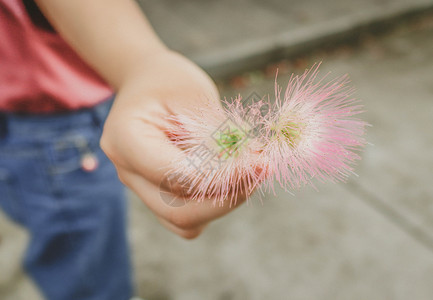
157, 217, 206, 239
102, 101, 188, 192
121, 170, 246, 229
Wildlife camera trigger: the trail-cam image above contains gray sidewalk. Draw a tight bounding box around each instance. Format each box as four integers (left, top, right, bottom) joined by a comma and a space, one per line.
1, 1, 433, 300
139, 0, 433, 77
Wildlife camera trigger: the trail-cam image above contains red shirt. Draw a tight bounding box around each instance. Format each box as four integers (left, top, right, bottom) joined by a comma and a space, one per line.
0, 0, 113, 113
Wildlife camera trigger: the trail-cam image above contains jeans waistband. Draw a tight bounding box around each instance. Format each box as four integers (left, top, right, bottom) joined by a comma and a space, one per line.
0, 96, 115, 139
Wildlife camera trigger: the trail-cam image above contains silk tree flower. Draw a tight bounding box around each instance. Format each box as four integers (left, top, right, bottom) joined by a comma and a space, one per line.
260, 64, 368, 192
165, 98, 268, 207
165, 64, 367, 205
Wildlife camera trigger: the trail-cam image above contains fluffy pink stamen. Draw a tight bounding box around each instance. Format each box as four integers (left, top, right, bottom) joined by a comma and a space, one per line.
165, 64, 368, 205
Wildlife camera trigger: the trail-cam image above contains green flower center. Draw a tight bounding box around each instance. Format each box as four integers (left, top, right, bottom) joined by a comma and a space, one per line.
215, 127, 246, 159
281, 121, 302, 145
271, 119, 304, 147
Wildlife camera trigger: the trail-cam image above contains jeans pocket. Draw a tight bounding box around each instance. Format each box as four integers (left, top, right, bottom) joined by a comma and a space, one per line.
49, 128, 101, 175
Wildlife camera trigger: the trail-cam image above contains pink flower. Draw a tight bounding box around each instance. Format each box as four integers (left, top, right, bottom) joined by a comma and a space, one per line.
165, 64, 368, 205
166, 98, 267, 206
260, 64, 368, 192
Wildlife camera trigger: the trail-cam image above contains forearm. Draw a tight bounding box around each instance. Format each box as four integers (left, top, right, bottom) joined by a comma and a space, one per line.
35, 0, 168, 89
34, 0, 243, 239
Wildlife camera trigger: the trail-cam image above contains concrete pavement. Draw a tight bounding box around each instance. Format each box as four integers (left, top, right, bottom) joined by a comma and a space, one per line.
138, 0, 433, 78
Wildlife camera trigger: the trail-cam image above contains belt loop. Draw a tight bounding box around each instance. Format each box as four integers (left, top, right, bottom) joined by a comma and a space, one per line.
0, 113, 8, 139
90, 106, 103, 129
90, 94, 115, 129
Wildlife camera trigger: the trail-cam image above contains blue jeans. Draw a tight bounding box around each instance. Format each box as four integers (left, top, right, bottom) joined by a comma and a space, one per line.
0, 97, 132, 300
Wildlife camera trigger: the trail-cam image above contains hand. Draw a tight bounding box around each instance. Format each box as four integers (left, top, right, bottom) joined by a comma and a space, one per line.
101, 51, 249, 239
34, 0, 250, 238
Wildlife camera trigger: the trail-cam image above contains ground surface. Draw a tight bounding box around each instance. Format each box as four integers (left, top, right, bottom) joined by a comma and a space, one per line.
1, 2, 433, 300
138, 0, 433, 77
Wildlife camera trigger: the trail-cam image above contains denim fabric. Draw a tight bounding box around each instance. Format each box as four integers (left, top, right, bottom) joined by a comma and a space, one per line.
0, 97, 132, 300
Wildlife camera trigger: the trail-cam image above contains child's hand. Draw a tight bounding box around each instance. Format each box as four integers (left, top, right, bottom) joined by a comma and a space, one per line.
100, 51, 248, 239
35, 0, 249, 238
